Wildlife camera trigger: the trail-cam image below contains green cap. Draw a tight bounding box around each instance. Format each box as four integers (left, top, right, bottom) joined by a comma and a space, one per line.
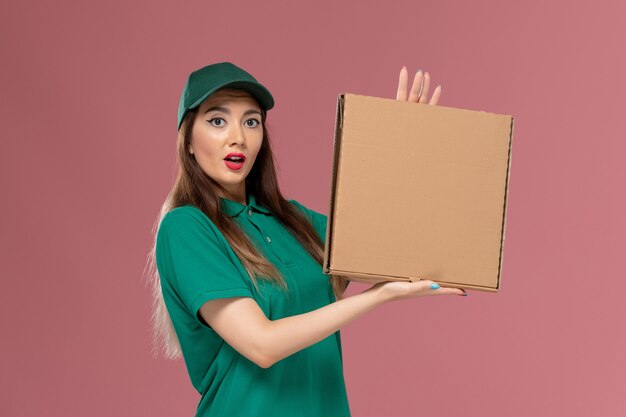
177, 62, 275, 130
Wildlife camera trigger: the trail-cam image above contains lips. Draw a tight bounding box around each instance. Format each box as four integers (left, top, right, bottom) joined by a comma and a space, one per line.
224, 152, 246, 162
223, 152, 246, 171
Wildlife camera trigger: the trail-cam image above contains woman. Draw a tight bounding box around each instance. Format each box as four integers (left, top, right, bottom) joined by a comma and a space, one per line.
146, 61, 466, 417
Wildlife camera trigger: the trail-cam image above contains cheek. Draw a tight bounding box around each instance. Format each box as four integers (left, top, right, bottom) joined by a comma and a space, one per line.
249, 141, 264, 162
191, 134, 220, 157
252, 132, 264, 150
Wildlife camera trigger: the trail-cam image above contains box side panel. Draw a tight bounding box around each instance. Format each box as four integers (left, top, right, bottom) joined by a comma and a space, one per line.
496, 116, 515, 290
323, 94, 345, 274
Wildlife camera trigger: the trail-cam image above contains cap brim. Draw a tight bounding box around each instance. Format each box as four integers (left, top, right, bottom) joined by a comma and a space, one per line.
188, 80, 274, 112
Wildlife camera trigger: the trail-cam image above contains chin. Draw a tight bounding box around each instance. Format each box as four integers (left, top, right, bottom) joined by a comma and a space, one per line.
218, 176, 247, 187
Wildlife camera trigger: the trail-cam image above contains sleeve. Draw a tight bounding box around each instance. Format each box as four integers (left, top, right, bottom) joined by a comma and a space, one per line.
155, 209, 255, 327
288, 198, 328, 245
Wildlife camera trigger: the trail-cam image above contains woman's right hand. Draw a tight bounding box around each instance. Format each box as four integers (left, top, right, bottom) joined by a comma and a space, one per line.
369, 279, 467, 303
396, 66, 442, 105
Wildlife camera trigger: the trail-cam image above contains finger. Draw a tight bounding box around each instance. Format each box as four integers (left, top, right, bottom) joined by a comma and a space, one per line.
411, 277, 466, 295
415, 278, 439, 292
429, 85, 442, 105
408, 70, 424, 103
418, 72, 431, 103
396, 66, 408, 101
432, 286, 466, 296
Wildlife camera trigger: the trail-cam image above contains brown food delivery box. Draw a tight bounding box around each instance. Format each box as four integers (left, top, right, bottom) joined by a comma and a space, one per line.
322, 93, 514, 292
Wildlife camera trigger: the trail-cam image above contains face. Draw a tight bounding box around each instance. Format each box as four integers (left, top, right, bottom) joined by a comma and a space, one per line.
189, 88, 264, 202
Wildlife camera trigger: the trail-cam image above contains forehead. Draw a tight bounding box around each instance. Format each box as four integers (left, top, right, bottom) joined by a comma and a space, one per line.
199, 88, 261, 110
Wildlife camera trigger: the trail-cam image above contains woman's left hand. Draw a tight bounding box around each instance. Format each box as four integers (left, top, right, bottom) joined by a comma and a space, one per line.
396, 66, 442, 105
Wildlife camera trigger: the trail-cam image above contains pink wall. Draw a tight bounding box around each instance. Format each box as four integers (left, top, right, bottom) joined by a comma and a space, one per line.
2, 0, 625, 416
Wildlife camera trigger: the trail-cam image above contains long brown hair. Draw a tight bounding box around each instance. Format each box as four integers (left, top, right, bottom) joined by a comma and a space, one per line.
145, 90, 349, 359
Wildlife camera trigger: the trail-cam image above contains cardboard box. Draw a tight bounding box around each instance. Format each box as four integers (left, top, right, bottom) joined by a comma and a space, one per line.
322, 93, 514, 292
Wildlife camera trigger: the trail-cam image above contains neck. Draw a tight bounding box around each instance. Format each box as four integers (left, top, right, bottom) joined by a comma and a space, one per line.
220, 188, 247, 205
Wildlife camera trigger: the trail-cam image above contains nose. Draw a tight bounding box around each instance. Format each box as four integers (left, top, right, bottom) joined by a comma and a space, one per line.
229, 123, 247, 149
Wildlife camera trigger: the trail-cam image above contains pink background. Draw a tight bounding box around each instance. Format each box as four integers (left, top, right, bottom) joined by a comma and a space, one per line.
2, 0, 625, 416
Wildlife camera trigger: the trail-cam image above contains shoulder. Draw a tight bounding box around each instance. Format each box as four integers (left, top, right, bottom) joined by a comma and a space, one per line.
161, 205, 206, 224
157, 205, 222, 242
287, 198, 328, 241
287, 198, 306, 213
287, 198, 324, 219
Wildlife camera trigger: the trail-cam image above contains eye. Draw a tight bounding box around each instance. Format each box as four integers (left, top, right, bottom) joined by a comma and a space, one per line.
208, 117, 225, 127
246, 119, 261, 127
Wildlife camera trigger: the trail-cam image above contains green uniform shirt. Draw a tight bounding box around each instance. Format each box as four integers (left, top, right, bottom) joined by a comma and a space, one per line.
155, 194, 351, 417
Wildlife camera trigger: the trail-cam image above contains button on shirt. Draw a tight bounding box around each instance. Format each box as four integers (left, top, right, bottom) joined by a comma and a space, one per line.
155, 194, 351, 417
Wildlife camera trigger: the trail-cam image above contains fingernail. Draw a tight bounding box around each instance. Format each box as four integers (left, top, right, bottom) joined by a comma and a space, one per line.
430, 283, 440, 290
417, 68, 423, 74
459, 291, 468, 296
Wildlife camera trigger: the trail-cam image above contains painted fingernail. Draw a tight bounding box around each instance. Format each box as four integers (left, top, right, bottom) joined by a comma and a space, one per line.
430, 283, 440, 289
459, 290, 468, 296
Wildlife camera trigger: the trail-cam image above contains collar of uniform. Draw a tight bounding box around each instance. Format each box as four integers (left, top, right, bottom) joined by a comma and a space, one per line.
220, 194, 271, 217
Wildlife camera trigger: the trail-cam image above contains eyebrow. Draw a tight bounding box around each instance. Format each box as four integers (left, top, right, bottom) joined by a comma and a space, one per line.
203, 106, 262, 116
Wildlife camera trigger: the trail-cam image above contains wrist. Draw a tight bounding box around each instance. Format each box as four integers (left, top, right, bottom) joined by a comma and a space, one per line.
364, 282, 393, 305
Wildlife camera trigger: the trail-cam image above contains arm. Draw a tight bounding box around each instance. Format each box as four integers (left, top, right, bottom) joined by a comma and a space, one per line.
199, 283, 388, 368
201, 276, 464, 369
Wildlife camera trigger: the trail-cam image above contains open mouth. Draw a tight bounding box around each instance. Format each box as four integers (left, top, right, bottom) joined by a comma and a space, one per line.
224, 154, 245, 170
